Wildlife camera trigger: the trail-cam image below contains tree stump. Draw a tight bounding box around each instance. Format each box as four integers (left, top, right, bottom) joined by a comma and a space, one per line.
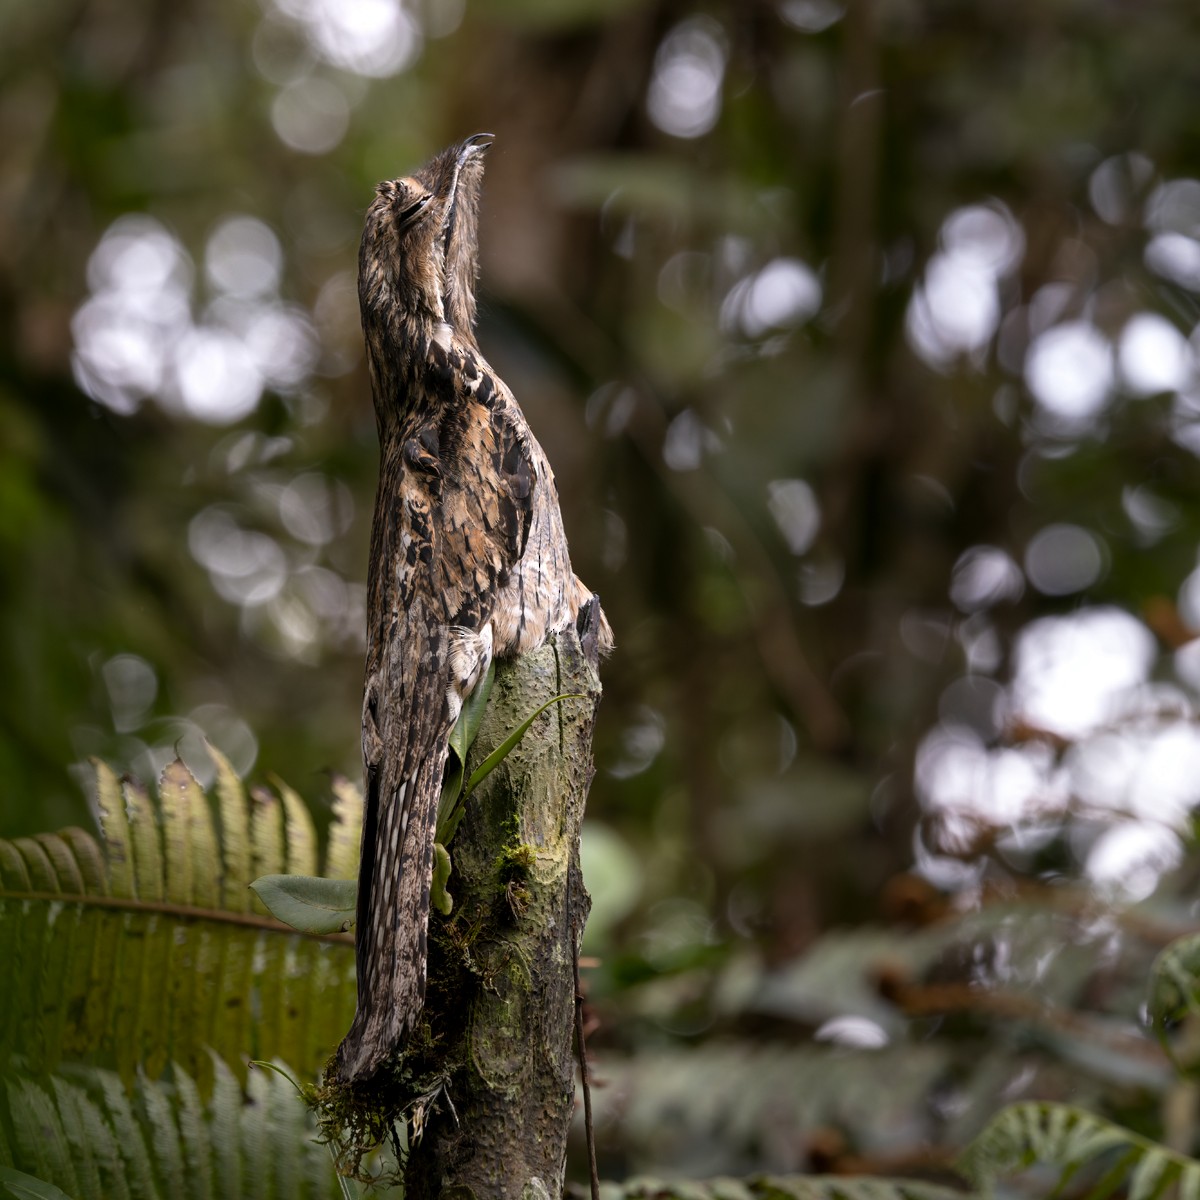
403, 623, 601, 1198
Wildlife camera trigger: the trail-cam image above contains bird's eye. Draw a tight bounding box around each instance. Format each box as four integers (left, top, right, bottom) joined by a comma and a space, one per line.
396, 194, 430, 228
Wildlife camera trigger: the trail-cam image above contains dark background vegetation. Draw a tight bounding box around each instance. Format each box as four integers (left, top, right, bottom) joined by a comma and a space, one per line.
5, 0, 1200, 1184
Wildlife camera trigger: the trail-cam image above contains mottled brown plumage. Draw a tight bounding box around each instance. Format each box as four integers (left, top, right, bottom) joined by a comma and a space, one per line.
335, 135, 612, 1081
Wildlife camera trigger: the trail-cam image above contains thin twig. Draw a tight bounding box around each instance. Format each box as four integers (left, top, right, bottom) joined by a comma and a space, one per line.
570, 869, 601, 1200
573, 942, 601, 1200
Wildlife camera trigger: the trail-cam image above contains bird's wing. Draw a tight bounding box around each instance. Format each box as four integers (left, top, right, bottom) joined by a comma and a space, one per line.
336, 342, 535, 1081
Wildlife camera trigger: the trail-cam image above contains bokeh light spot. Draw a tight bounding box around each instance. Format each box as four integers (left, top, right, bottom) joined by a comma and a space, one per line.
102, 654, 158, 733
271, 0, 419, 77
1118, 313, 1192, 396
1145, 177, 1200, 236
1024, 321, 1113, 425
722, 258, 822, 339
1145, 232, 1200, 291
205, 216, 284, 298
766, 479, 820, 555
1088, 152, 1153, 225
647, 17, 727, 139
169, 328, 263, 424
949, 545, 1024, 612
779, 0, 844, 33
271, 77, 351, 155
1010, 608, 1155, 738
1024, 524, 1105, 596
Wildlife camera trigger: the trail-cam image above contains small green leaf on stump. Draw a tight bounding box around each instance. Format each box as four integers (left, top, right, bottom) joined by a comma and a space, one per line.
438, 661, 497, 837
431, 843, 453, 916
450, 661, 496, 768
463, 692, 584, 798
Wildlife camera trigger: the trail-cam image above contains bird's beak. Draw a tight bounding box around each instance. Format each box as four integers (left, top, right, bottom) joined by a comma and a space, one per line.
458, 132, 494, 163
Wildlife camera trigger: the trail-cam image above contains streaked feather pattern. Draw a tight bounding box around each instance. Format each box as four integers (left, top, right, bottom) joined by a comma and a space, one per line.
336, 136, 611, 1081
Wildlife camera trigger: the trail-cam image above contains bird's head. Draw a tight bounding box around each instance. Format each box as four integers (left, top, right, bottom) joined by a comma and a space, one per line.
359, 133, 492, 342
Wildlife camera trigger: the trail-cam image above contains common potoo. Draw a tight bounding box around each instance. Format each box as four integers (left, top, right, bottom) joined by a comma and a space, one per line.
335, 134, 613, 1081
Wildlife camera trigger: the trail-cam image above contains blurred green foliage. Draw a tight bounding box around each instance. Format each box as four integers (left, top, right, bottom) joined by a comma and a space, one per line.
6, 0, 1200, 1189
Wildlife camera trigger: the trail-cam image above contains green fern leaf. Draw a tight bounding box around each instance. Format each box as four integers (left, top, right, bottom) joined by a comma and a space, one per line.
49, 1077, 101, 1200
13, 838, 58, 893
93, 761, 133, 900
123, 779, 163, 903
91, 1068, 157, 1200
1, 1058, 345, 1200
238, 1065, 270, 1197
271, 775, 319, 876
159, 761, 197, 906
584, 1043, 953, 1179
250, 786, 285, 890
5, 1080, 74, 1197
138, 1072, 185, 1200
0, 760, 356, 1085
597, 1177, 967, 1199
253, 1065, 300, 1200
324, 775, 362, 881
167, 1067, 209, 1200
1128, 1149, 1172, 1200
207, 744, 252, 914
960, 1101, 1200, 1198
0, 840, 31, 891
58, 829, 108, 896
37, 834, 86, 895
1148, 932, 1200, 1076
209, 1054, 242, 1200
1182, 1162, 1200, 1200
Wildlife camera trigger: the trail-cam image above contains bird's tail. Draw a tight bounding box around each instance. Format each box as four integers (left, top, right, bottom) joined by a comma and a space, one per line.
335, 621, 493, 1082
335, 731, 446, 1081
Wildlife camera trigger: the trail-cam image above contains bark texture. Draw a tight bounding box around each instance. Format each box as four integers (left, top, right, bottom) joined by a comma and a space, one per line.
404, 624, 600, 1199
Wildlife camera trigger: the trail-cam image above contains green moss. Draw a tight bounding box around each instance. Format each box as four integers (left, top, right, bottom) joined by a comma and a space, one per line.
312, 1043, 456, 1186
496, 840, 537, 880
311, 1059, 407, 1185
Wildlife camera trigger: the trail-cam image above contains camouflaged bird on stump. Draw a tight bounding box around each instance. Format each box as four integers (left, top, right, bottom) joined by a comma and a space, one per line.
335, 133, 612, 1091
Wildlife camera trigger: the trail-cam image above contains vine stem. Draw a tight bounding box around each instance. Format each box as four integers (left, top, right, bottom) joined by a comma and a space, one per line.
572, 888, 600, 1200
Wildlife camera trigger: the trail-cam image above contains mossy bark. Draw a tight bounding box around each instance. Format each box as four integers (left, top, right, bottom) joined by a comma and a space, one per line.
403, 624, 600, 1199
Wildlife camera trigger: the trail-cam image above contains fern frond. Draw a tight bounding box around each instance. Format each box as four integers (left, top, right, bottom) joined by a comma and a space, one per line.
123, 776, 163, 902
249, 785, 286, 893
1149, 932, 1200, 1035
208, 744, 252, 914
324, 774, 362, 882
959, 1100, 1200, 1197
583, 1043, 952, 1175
0, 1057, 345, 1200
0, 758, 361, 1085
272, 775, 319, 876
588, 1176, 967, 1199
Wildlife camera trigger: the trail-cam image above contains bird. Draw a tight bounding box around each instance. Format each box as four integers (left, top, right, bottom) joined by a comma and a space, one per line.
335, 133, 612, 1082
